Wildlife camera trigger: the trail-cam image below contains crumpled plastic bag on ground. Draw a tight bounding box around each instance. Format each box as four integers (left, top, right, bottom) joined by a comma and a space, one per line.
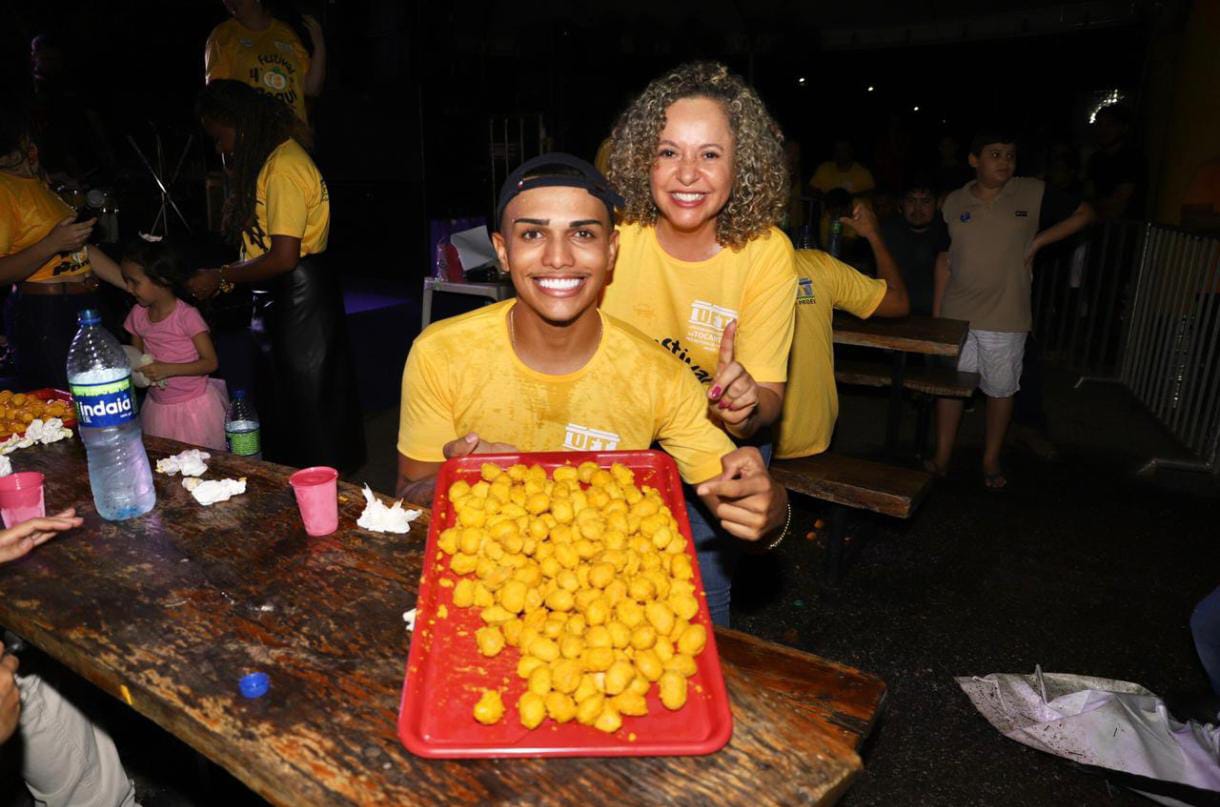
959, 668, 1220, 806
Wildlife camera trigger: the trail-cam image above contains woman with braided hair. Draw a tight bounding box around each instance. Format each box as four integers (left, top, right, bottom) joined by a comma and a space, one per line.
601, 62, 797, 626
189, 79, 363, 471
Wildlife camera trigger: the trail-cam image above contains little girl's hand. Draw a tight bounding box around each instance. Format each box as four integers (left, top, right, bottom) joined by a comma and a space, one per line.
141, 362, 171, 383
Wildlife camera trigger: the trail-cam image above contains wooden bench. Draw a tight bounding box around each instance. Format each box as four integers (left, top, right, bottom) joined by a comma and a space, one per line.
771, 453, 932, 581
834, 359, 980, 454
834, 359, 979, 398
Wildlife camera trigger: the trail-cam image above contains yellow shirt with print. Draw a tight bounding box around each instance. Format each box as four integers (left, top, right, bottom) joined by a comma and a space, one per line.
0, 173, 91, 283
398, 300, 735, 485
240, 139, 329, 262
205, 18, 311, 124
601, 223, 797, 390
774, 250, 886, 459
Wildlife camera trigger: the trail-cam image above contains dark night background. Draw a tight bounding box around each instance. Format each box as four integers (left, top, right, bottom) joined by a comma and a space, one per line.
0, 0, 1163, 279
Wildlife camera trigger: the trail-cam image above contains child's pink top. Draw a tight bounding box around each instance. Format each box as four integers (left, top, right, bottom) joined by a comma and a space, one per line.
124, 300, 212, 405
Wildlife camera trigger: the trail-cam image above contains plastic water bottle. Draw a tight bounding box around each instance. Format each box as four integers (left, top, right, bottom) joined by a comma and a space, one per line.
66, 309, 156, 521
225, 390, 261, 459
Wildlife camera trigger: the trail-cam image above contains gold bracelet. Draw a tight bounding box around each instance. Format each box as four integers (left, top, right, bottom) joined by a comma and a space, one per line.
217, 267, 235, 295
764, 501, 792, 552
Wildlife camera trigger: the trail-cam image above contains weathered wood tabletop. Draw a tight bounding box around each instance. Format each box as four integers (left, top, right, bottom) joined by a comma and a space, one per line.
0, 436, 886, 806
833, 312, 969, 357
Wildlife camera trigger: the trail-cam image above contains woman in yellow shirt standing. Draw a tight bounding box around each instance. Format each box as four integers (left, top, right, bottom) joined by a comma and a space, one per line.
204, 0, 325, 125
186, 80, 363, 471
603, 62, 797, 626
0, 118, 124, 389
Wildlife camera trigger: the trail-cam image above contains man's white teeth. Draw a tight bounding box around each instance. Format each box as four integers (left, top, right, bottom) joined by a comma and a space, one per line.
537, 277, 582, 291
673, 192, 704, 202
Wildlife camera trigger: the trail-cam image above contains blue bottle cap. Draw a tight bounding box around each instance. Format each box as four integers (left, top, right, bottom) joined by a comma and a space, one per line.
239, 671, 269, 698
78, 309, 101, 326
232, 389, 247, 400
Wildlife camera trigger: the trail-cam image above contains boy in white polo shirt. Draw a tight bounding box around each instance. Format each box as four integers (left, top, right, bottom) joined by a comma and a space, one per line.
931, 128, 1095, 489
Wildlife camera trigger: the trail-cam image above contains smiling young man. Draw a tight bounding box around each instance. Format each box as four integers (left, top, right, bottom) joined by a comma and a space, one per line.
396, 154, 789, 548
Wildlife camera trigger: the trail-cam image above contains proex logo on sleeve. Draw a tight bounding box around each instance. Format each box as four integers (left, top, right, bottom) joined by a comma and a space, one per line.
70, 375, 137, 428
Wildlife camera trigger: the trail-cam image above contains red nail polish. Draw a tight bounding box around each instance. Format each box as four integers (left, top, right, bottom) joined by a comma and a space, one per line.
709, 385, 722, 399
718, 399, 729, 410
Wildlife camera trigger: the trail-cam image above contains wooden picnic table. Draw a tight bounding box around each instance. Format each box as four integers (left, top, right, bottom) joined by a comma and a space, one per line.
0, 436, 886, 806
832, 313, 971, 454
832, 312, 968, 357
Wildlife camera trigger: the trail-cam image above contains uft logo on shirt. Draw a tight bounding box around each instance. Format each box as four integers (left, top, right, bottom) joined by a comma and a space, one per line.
563, 424, 620, 451
686, 300, 738, 350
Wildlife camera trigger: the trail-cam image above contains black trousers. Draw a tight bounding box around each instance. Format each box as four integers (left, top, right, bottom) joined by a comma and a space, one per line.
255, 255, 366, 472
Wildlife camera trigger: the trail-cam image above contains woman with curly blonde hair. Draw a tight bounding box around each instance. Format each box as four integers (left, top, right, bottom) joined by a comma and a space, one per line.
601, 62, 797, 627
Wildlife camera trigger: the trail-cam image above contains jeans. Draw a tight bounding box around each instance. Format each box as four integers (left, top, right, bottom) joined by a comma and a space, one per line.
686, 442, 773, 628
1190, 586, 1220, 695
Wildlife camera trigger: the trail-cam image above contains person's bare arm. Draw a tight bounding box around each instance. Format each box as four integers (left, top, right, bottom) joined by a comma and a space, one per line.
85, 244, 126, 289
842, 203, 909, 318
302, 15, 326, 97
932, 251, 950, 318
141, 331, 219, 384
1027, 202, 1098, 262
188, 235, 301, 300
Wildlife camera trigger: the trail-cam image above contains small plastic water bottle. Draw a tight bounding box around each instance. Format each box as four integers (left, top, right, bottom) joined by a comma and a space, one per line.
225, 390, 261, 459
66, 309, 156, 521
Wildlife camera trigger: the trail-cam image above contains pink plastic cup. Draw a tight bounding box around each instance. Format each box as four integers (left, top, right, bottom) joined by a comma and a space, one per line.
289, 466, 339, 537
0, 472, 46, 529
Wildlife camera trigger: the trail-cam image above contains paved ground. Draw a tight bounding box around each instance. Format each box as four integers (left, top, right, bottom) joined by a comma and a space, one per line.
2, 365, 1216, 806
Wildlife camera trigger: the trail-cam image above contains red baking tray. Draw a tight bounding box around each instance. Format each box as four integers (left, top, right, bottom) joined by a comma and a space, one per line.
398, 450, 733, 758
1, 388, 76, 439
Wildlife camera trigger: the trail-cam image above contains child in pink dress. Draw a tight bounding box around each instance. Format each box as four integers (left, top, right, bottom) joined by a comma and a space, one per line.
120, 239, 229, 450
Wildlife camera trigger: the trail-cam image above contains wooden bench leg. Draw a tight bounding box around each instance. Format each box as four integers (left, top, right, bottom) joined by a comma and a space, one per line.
914, 393, 931, 458
885, 352, 908, 457
826, 504, 849, 585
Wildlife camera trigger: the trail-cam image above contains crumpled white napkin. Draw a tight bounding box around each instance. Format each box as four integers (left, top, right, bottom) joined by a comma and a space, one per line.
0, 455, 11, 477
156, 449, 210, 477
0, 418, 73, 456
356, 484, 421, 533
123, 345, 162, 389
182, 476, 246, 505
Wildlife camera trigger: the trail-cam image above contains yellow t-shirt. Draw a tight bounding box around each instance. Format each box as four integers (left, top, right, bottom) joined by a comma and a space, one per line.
0, 172, 91, 283
205, 18, 311, 124
398, 300, 735, 485
774, 250, 886, 459
809, 161, 876, 195
601, 223, 797, 388
240, 139, 329, 261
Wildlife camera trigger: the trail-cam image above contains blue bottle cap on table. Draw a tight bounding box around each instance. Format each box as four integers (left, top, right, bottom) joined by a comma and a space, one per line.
78, 309, 101, 326
239, 672, 269, 698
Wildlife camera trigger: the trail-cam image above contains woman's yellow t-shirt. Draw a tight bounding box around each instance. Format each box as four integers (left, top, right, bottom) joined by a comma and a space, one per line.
600, 223, 797, 389
240, 139, 329, 262
0, 173, 92, 282
205, 18, 311, 124
773, 251, 887, 459
398, 300, 735, 485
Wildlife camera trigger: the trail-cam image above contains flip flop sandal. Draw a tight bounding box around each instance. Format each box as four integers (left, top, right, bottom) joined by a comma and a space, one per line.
983, 470, 1008, 492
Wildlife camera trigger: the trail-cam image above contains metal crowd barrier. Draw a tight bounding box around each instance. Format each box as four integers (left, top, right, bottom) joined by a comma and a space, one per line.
1117, 225, 1220, 474
1049, 221, 1220, 474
